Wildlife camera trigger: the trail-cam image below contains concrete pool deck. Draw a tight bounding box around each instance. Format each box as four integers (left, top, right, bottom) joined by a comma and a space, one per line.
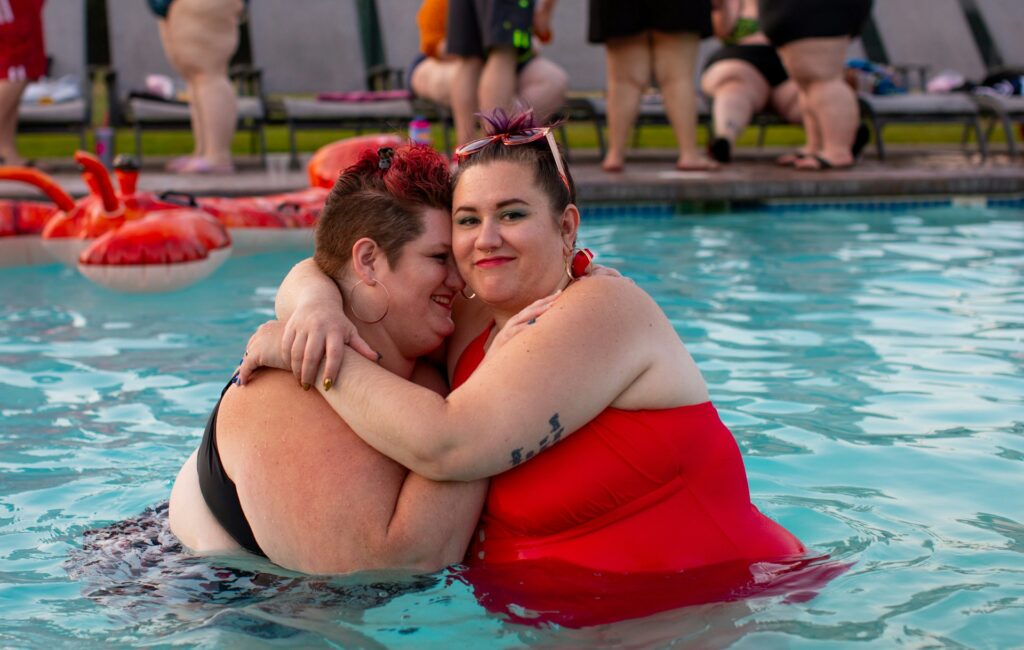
3, 144, 1023, 205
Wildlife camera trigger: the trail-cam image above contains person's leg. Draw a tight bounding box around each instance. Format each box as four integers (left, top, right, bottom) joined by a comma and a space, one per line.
452, 57, 484, 145
652, 30, 716, 170
163, 0, 242, 171
602, 32, 650, 171
478, 45, 518, 113
701, 59, 769, 164
769, 79, 801, 124
410, 58, 458, 107
777, 36, 857, 169
516, 56, 568, 122
701, 60, 770, 144
0, 79, 29, 164
776, 88, 820, 165
157, 18, 203, 167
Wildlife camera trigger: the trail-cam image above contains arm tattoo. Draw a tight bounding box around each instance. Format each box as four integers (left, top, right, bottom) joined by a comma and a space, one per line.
508, 412, 566, 467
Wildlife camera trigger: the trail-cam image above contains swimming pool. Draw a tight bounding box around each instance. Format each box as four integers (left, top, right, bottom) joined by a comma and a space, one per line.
1, 204, 1021, 647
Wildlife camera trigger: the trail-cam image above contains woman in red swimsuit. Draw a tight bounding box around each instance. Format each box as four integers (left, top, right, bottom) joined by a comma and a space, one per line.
240, 109, 811, 620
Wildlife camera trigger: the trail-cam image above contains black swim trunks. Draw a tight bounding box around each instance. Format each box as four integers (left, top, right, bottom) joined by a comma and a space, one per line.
758, 0, 873, 48
704, 44, 789, 87
447, 0, 535, 60
588, 0, 712, 43
196, 379, 266, 557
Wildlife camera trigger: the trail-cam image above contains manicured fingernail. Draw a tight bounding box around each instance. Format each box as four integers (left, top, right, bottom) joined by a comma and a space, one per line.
302, 382, 311, 391
323, 378, 333, 391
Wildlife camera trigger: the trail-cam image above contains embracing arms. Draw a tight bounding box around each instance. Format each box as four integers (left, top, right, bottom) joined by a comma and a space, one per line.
246, 277, 699, 482
274, 258, 377, 385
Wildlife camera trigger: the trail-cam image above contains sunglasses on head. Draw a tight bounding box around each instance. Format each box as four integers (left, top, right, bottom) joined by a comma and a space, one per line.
454, 127, 570, 191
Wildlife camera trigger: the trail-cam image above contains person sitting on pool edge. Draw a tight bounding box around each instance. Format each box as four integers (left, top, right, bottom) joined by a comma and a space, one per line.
238, 108, 808, 579
409, 0, 568, 141
701, 0, 802, 164
168, 144, 487, 573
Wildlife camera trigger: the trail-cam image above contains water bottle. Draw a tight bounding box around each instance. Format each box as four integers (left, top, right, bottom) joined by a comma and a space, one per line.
95, 124, 114, 169
408, 116, 432, 146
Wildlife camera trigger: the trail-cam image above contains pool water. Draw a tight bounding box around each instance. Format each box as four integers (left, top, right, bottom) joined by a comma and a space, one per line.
1, 205, 1022, 647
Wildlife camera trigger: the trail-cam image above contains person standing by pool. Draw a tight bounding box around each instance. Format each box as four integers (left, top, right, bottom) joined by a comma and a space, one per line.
758, 0, 873, 170
168, 145, 487, 573
0, 0, 46, 166
588, 0, 718, 171
238, 108, 806, 579
150, 0, 242, 174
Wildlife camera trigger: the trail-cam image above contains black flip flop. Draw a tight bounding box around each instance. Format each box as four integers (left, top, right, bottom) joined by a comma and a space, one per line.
852, 124, 870, 160
796, 154, 854, 172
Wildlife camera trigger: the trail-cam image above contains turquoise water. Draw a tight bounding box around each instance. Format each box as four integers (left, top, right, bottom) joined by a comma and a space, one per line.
1, 205, 1022, 648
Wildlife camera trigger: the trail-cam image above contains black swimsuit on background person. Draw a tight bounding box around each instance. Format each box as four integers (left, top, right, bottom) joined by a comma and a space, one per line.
196, 380, 267, 557
758, 0, 873, 48
704, 44, 790, 87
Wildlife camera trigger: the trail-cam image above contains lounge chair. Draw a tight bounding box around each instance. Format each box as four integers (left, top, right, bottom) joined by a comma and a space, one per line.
858, 0, 988, 160
968, 0, 1024, 157
248, 0, 415, 168
16, 0, 93, 151
104, 0, 266, 164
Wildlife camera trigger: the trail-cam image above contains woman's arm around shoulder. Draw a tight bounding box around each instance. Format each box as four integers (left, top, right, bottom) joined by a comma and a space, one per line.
319, 275, 688, 482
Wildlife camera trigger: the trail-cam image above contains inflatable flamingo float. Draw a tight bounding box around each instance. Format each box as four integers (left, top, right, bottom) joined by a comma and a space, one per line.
0, 133, 404, 292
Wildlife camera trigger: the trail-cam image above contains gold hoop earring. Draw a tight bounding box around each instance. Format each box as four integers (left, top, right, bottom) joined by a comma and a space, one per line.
565, 247, 594, 281
460, 286, 476, 300
350, 280, 390, 324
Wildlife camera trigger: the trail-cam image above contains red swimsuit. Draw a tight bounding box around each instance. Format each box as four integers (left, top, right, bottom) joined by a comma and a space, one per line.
452, 323, 806, 573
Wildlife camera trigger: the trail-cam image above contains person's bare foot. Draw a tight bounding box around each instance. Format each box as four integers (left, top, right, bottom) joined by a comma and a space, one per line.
601, 152, 625, 172
178, 157, 235, 174
0, 154, 29, 167
166, 155, 197, 172
676, 154, 719, 171
776, 149, 813, 166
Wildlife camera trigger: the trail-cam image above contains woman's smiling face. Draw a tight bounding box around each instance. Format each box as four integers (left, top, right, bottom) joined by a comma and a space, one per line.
452, 161, 575, 313
382, 207, 464, 356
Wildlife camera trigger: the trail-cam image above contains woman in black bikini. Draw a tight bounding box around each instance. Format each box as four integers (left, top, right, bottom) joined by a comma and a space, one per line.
168, 145, 486, 573
701, 0, 803, 163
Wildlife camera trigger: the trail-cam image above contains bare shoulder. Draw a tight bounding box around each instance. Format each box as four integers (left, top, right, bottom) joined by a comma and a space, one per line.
557, 275, 663, 327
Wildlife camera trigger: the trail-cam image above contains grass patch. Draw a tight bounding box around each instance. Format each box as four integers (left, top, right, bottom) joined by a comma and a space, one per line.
15, 70, 1006, 160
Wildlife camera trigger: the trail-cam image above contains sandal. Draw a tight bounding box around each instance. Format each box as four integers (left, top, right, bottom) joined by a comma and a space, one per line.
852, 123, 870, 160
794, 154, 854, 171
